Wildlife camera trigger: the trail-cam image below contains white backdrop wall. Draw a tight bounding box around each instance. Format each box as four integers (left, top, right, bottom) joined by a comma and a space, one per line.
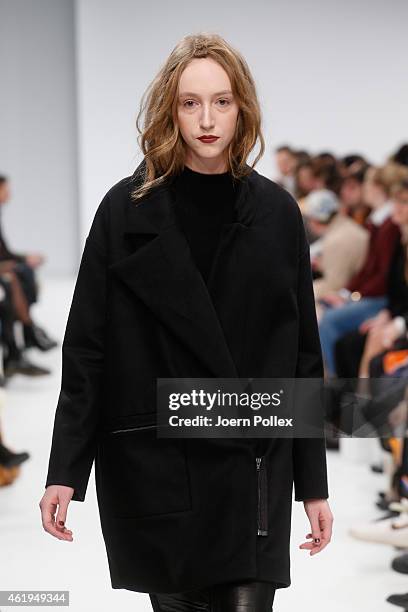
0, 0, 79, 275
75, 0, 408, 246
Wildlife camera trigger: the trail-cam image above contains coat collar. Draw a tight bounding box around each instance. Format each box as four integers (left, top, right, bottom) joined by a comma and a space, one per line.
109, 159, 258, 379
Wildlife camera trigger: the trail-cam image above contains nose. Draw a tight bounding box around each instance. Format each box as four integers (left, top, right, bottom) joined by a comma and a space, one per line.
199, 103, 215, 131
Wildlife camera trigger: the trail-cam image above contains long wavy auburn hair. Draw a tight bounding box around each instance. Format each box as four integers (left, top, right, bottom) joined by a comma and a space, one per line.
130, 32, 265, 203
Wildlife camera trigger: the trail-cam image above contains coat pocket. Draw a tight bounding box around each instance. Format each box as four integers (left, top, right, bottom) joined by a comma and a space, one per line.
96, 416, 192, 519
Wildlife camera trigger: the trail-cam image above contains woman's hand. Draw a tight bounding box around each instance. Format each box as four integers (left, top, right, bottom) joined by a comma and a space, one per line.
359, 309, 391, 333
320, 292, 346, 307
39, 485, 74, 541
299, 499, 333, 556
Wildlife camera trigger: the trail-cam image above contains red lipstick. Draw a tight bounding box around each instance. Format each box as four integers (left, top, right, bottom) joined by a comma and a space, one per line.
198, 135, 219, 143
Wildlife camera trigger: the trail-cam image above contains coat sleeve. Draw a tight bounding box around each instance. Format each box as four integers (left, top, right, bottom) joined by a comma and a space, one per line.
44, 194, 110, 502
292, 202, 329, 502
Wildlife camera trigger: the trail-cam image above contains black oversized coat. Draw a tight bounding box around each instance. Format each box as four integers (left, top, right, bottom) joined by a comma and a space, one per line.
45, 159, 329, 594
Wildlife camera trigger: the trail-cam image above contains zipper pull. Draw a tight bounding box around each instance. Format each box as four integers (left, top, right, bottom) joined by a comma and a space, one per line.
256, 456, 261, 470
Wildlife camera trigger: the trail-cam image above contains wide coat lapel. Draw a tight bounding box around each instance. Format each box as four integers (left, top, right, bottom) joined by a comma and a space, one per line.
108, 160, 257, 379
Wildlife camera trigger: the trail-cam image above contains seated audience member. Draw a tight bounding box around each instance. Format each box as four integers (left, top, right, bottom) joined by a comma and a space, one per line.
295, 160, 315, 209
317, 163, 407, 376
302, 188, 369, 301
0, 275, 50, 376
335, 178, 408, 378
339, 166, 372, 226
310, 154, 343, 196
274, 144, 297, 196
0, 175, 57, 352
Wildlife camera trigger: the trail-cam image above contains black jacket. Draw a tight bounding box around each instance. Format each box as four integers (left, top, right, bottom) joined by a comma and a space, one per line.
45, 159, 329, 594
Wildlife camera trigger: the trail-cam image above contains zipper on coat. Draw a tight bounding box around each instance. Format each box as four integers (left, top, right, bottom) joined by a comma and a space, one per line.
109, 424, 157, 435
256, 456, 268, 536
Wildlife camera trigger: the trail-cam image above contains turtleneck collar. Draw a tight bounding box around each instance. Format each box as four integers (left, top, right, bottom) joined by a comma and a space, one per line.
172, 164, 237, 213
175, 164, 236, 191
182, 164, 231, 179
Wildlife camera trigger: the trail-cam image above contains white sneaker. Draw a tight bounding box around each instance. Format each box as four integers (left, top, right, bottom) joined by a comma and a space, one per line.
349, 513, 408, 547
389, 498, 408, 514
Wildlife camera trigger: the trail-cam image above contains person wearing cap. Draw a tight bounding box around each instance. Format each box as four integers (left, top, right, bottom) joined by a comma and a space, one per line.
302, 188, 369, 302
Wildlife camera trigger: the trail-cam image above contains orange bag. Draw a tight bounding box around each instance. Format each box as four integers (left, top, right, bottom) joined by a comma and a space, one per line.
383, 350, 408, 374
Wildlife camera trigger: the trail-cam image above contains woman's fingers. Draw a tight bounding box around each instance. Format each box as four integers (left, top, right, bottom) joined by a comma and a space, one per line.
39, 489, 74, 541
300, 504, 333, 555
55, 498, 69, 533
308, 511, 322, 548
41, 503, 73, 540
299, 532, 321, 553
318, 513, 333, 553
299, 539, 322, 554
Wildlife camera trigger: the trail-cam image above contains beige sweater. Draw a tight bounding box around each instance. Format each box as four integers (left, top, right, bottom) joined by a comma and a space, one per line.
313, 213, 369, 300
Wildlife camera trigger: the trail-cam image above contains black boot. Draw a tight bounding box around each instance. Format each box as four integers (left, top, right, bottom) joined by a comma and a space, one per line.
386, 592, 408, 608
0, 442, 30, 468
23, 323, 58, 351
4, 352, 51, 377
392, 553, 408, 574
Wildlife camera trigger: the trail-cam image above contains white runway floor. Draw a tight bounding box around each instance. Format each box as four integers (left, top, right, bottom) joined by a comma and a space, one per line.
0, 277, 405, 612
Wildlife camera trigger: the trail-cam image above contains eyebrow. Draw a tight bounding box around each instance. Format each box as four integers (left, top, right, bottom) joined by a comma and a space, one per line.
178, 90, 233, 98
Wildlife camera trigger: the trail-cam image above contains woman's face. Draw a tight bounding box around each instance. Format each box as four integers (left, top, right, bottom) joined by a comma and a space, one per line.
391, 188, 408, 227
276, 150, 296, 177
177, 57, 239, 172
340, 178, 363, 208
297, 166, 315, 193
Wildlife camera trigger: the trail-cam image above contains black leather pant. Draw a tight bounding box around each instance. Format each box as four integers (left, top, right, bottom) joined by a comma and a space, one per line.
149, 580, 276, 611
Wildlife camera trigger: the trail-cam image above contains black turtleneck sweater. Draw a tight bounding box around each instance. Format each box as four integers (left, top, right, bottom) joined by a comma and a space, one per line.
172, 165, 237, 284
